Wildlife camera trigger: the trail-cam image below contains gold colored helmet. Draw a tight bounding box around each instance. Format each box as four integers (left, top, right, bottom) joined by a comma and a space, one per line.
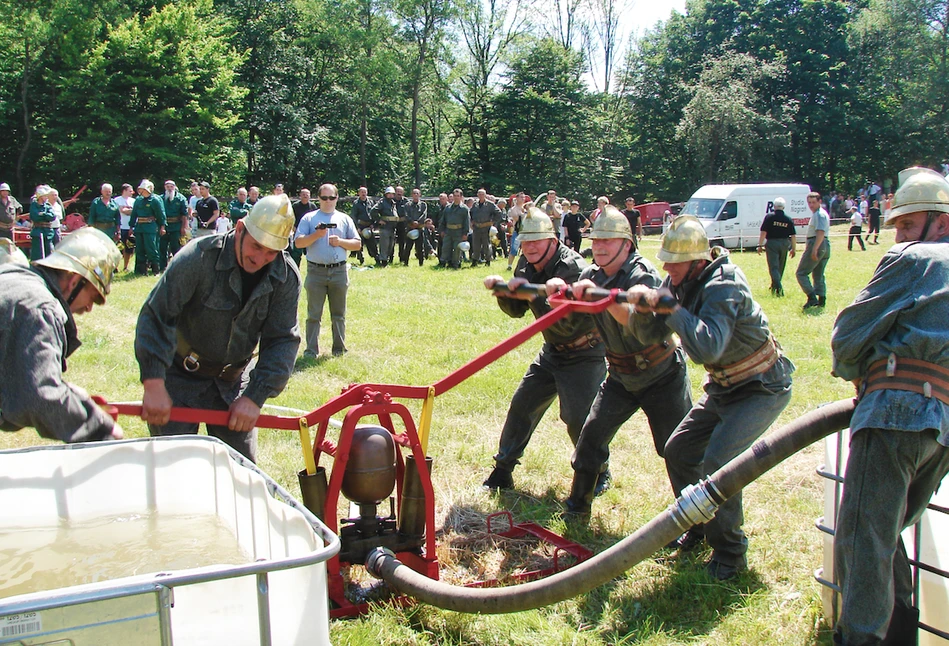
34, 227, 121, 303
243, 194, 294, 251
517, 207, 556, 241
590, 205, 632, 241
657, 215, 712, 263
885, 167, 949, 225
0, 238, 29, 267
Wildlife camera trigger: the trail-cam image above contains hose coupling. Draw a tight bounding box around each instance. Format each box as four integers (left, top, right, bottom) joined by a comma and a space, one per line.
669, 478, 723, 531
365, 546, 396, 578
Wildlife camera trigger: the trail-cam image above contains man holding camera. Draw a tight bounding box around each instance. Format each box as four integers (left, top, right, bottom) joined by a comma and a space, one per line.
294, 183, 361, 358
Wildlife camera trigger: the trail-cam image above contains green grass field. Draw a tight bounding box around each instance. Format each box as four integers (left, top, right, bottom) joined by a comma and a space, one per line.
1, 226, 887, 645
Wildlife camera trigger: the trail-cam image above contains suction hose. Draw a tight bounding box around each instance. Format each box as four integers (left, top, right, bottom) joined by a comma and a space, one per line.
366, 398, 855, 614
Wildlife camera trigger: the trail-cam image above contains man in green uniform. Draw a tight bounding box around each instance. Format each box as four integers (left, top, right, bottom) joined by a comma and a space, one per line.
438, 188, 471, 269
88, 183, 121, 241
230, 187, 252, 225
30, 185, 56, 260
159, 180, 190, 271
130, 179, 167, 275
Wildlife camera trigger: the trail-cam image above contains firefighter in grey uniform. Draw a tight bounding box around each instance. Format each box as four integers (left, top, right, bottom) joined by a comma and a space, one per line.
547, 207, 692, 516
629, 215, 794, 580
438, 189, 470, 269
831, 167, 949, 646
0, 228, 124, 443
370, 186, 400, 267
135, 194, 301, 462
482, 208, 607, 491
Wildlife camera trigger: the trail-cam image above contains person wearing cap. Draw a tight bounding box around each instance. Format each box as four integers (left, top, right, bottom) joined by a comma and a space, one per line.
795, 190, 831, 310
847, 204, 866, 252
0, 227, 123, 443
756, 197, 797, 296
546, 206, 691, 516
561, 200, 591, 253
370, 186, 401, 267
29, 185, 56, 260
130, 179, 167, 275
394, 186, 410, 262
481, 207, 606, 491
0, 182, 22, 241
159, 180, 190, 270
294, 184, 360, 358
437, 188, 471, 269
830, 166, 949, 646
469, 189, 502, 266
350, 186, 377, 265
88, 183, 121, 241
135, 194, 301, 462
628, 215, 794, 580
194, 181, 221, 235
401, 188, 429, 267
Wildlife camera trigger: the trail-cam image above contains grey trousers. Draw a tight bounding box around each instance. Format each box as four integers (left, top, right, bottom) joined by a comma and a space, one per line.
379, 226, 396, 263
764, 238, 791, 292
304, 262, 348, 355
796, 237, 831, 298
493, 347, 606, 472
148, 366, 256, 462
439, 232, 464, 267
664, 381, 791, 566
571, 352, 692, 486
834, 427, 949, 645
471, 226, 491, 264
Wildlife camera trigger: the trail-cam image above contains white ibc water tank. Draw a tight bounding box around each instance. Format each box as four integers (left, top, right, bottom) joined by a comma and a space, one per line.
818, 429, 949, 644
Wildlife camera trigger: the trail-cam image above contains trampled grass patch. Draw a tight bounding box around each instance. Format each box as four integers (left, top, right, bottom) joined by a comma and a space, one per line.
2, 226, 884, 644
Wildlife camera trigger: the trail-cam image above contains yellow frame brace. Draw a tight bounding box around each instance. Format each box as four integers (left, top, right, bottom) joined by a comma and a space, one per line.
299, 417, 317, 476
417, 386, 436, 455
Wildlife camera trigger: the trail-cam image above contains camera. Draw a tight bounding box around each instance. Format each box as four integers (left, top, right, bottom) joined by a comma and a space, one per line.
316, 222, 338, 230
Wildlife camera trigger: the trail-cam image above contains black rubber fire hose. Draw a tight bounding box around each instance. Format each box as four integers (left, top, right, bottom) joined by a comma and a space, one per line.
366, 398, 855, 614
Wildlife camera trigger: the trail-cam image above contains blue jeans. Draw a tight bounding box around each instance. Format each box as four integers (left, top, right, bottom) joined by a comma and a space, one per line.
664, 381, 792, 566
834, 428, 949, 645
796, 237, 830, 299
493, 347, 606, 472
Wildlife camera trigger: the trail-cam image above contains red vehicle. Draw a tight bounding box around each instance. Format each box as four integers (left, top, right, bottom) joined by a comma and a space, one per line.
637, 201, 671, 235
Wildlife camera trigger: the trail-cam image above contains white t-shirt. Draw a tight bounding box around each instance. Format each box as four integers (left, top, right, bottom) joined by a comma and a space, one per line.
114, 196, 132, 229
215, 217, 232, 235
850, 211, 863, 227
50, 201, 63, 229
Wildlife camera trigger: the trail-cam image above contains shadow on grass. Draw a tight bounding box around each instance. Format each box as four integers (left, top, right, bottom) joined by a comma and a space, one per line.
294, 353, 333, 371
583, 555, 768, 642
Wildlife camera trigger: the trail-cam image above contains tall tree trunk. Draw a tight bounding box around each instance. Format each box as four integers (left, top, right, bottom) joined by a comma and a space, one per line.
16, 42, 32, 198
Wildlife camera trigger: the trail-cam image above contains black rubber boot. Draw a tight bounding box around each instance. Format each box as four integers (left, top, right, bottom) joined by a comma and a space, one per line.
482, 466, 514, 491
594, 469, 612, 497
564, 470, 598, 517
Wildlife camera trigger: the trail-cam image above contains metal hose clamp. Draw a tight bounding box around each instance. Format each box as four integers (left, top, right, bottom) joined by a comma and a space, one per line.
669, 478, 723, 532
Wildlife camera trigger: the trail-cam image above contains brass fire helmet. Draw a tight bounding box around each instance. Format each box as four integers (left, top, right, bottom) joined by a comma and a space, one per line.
517, 207, 556, 242
885, 166, 949, 225
341, 425, 397, 504
590, 205, 633, 242
657, 215, 712, 263
34, 227, 121, 304
243, 194, 295, 251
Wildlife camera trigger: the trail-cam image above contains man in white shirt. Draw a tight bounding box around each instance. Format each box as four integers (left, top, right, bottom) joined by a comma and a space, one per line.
848, 207, 865, 251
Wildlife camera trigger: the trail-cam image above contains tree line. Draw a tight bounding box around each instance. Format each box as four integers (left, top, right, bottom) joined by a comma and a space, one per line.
1, 0, 946, 206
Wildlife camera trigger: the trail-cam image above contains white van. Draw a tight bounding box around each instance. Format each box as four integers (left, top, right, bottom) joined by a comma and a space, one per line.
678, 183, 811, 249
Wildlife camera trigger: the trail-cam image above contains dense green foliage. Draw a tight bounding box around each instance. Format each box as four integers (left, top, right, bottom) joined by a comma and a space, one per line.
1, 0, 947, 202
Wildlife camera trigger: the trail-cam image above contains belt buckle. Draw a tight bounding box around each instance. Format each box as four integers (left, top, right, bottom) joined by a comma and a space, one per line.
635, 354, 649, 371
182, 352, 201, 373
